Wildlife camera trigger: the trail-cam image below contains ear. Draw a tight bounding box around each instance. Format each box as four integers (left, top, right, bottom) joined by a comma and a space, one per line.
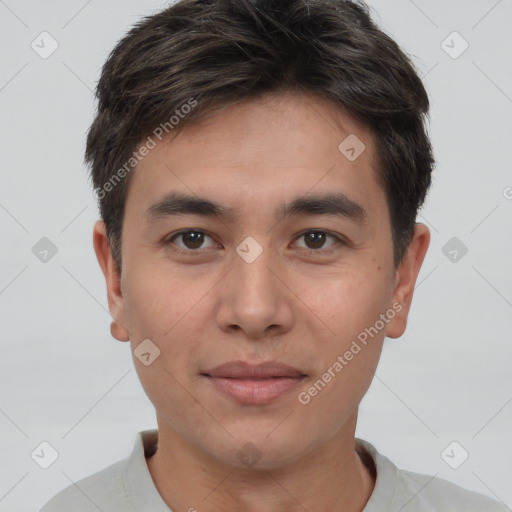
92, 220, 130, 342
386, 223, 430, 339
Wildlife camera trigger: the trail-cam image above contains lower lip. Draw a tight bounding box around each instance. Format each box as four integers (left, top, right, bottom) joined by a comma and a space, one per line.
203, 375, 306, 405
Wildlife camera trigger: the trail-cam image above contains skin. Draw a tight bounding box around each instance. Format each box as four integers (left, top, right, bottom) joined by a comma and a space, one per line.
93, 91, 430, 512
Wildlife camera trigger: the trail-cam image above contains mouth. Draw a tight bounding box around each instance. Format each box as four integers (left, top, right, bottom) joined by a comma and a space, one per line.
200, 361, 308, 405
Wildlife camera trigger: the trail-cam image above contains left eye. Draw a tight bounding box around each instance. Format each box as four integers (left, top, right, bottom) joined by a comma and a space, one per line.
294, 230, 341, 251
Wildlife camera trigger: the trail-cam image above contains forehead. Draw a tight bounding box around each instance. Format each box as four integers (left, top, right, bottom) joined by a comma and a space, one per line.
126, 91, 385, 221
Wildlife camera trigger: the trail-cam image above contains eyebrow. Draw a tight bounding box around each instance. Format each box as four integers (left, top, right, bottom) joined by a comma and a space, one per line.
145, 191, 367, 224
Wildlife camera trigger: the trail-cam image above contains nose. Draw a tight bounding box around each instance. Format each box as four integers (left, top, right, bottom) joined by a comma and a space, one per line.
215, 243, 294, 340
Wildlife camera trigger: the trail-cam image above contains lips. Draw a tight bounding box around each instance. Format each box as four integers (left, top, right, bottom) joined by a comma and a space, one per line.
201, 361, 308, 405
201, 360, 307, 379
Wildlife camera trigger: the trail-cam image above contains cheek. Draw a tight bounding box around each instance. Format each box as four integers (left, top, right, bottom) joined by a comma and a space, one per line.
292, 262, 394, 342
291, 262, 391, 406
122, 263, 210, 340
122, 266, 210, 386
296, 311, 385, 434
121, 269, 207, 421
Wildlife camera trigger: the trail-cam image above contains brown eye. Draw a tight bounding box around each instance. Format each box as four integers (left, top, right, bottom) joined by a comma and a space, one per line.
166, 230, 217, 252
180, 231, 205, 249
303, 231, 327, 249
295, 230, 342, 251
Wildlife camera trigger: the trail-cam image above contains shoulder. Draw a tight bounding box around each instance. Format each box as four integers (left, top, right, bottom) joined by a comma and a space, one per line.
395, 467, 508, 511
39, 459, 130, 512
356, 439, 509, 512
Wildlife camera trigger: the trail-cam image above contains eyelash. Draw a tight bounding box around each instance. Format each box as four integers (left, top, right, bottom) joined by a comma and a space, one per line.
163, 229, 347, 256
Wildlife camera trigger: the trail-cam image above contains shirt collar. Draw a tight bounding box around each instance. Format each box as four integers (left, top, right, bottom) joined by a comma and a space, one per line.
123, 430, 397, 511
356, 438, 399, 510
123, 429, 172, 511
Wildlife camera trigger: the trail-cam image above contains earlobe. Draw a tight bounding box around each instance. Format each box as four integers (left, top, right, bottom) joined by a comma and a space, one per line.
386, 223, 430, 339
111, 321, 129, 342
92, 220, 130, 342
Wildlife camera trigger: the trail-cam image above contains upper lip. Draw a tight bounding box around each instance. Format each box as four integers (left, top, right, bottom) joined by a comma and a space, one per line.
201, 361, 307, 379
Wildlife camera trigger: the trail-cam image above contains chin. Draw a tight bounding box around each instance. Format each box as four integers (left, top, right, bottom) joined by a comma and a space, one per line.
211, 426, 313, 470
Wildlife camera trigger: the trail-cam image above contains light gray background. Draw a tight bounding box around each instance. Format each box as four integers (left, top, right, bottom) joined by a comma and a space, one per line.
0, 1, 511, 510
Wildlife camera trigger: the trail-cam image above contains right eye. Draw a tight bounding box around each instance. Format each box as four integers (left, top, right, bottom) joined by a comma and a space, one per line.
164, 230, 220, 254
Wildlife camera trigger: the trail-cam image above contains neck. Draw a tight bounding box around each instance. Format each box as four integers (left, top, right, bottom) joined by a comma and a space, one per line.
146, 414, 375, 512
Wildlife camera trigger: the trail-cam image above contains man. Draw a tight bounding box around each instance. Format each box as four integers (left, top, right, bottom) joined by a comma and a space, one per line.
40, 0, 508, 510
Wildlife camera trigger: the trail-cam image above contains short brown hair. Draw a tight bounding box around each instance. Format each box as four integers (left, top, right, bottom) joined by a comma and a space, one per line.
86, 0, 435, 271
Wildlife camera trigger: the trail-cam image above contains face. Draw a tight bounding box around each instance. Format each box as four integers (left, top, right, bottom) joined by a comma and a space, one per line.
94, 91, 429, 469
